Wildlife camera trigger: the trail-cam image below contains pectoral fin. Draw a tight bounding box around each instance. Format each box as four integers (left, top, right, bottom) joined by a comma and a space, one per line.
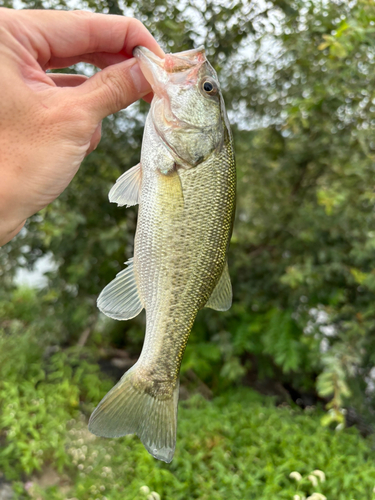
109, 163, 142, 207
97, 258, 143, 320
205, 261, 232, 311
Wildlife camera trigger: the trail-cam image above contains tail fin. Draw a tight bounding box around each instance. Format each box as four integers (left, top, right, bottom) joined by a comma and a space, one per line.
88, 366, 179, 463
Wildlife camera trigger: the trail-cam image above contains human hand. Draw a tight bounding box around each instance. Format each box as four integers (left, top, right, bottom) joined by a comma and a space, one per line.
0, 8, 164, 246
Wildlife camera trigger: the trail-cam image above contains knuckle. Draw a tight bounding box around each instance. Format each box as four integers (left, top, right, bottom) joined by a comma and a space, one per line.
99, 70, 129, 110
129, 18, 148, 44
130, 18, 145, 32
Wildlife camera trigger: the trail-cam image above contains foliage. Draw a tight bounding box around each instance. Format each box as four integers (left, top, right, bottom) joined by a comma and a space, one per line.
1, 307, 375, 499
1, 291, 375, 498
3, 0, 375, 477
0, 291, 113, 480
229, 0, 375, 422
48, 392, 375, 500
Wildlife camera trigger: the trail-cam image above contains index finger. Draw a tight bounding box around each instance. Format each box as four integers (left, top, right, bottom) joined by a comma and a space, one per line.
2, 8, 164, 68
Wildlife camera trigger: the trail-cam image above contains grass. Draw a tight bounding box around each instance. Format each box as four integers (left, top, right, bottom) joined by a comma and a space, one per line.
1, 324, 375, 499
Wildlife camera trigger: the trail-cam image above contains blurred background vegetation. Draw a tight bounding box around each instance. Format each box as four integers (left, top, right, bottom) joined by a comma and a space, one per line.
2, 0, 375, 498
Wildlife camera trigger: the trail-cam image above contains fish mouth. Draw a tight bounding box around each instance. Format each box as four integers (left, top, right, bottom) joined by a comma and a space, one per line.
133, 46, 166, 91
133, 46, 206, 92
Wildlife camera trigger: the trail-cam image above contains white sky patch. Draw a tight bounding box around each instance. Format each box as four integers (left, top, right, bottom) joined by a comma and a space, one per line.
11, 0, 85, 8
365, 367, 375, 395
305, 307, 337, 345
303, 307, 338, 354
15, 253, 57, 289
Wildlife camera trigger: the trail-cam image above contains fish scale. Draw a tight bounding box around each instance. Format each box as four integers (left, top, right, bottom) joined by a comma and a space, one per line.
137, 153, 234, 372
89, 45, 236, 463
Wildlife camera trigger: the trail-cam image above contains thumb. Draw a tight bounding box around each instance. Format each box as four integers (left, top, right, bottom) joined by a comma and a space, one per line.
75, 58, 151, 122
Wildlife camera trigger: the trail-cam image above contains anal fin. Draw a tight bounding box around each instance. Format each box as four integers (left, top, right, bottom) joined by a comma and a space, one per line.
205, 261, 232, 311
97, 258, 143, 320
109, 163, 142, 207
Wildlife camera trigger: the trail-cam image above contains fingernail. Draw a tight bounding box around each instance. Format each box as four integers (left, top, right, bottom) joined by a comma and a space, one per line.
129, 61, 151, 95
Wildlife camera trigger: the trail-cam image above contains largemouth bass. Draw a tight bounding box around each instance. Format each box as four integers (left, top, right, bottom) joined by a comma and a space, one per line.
89, 46, 236, 463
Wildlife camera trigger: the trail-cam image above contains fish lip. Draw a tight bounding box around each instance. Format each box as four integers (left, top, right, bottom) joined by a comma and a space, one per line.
133, 46, 207, 91
133, 46, 166, 92
164, 46, 207, 71
133, 46, 164, 67
132, 45, 206, 67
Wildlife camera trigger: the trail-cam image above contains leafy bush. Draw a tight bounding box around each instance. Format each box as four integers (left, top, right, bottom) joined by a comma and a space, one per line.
3, 0, 375, 496
0, 292, 112, 480
4, 0, 375, 424
1, 307, 375, 499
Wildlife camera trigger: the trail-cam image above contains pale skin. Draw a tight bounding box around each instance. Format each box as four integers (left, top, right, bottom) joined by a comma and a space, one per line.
0, 8, 164, 246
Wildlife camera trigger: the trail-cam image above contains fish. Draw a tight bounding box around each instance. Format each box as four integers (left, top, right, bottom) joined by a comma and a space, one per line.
88, 46, 236, 463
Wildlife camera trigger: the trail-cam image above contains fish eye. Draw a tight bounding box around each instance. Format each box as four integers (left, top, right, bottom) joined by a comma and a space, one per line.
201, 78, 218, 96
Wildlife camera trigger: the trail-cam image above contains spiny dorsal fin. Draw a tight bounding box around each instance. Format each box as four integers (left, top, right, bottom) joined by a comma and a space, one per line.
109, 163, 142, 207
97, 258, 143, 320
205, 261, 232, 311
